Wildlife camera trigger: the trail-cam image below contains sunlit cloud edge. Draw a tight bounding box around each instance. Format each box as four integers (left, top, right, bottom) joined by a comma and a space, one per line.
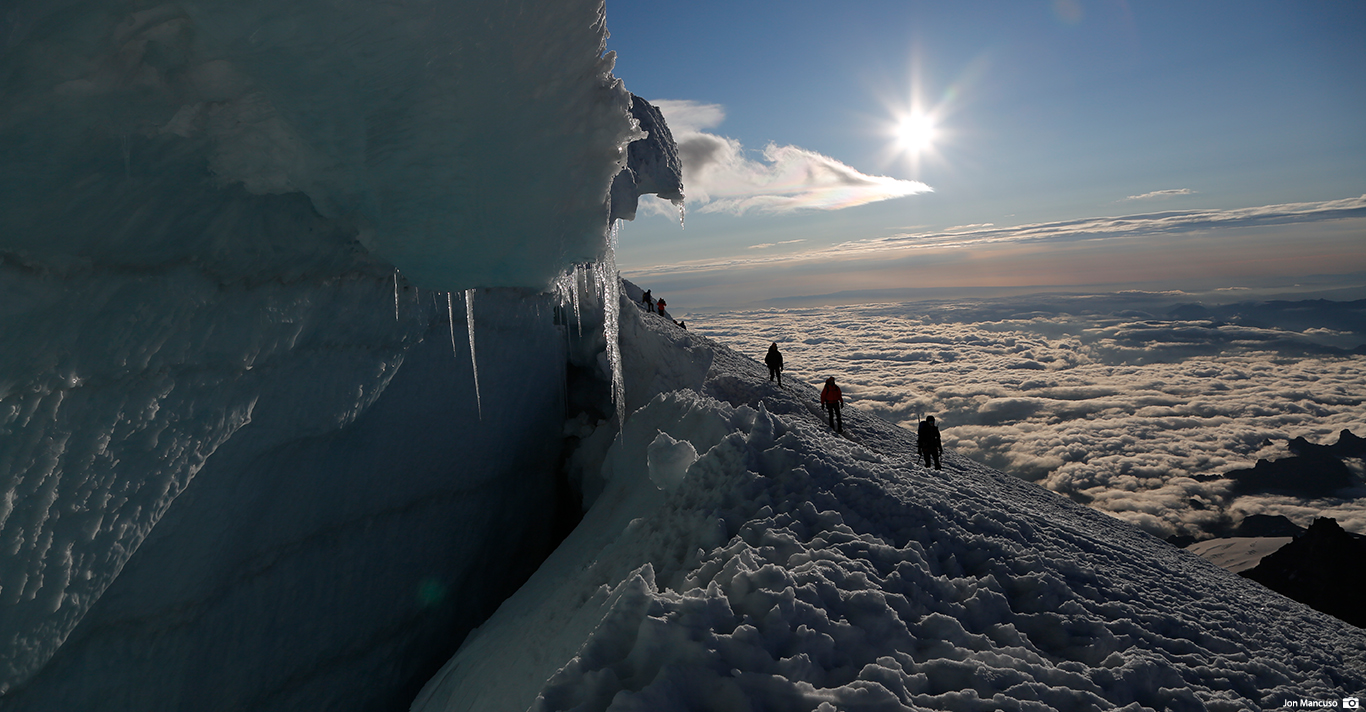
648, 99, 932, 216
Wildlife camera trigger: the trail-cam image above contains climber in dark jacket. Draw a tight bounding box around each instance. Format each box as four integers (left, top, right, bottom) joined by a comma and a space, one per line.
918, 415, 943, 470
764, 343, 784, 386
820, 377, 843, 433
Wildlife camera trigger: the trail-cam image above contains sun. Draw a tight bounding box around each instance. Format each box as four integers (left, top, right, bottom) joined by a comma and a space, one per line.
894, 112, 937, 154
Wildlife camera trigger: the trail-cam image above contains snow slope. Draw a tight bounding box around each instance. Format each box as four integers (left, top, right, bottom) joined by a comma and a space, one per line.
416, 292, 1366, 712
1186, 538, 1295, 575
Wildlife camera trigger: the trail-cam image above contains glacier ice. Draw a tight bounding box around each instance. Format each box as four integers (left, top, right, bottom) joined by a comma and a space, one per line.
0, 0, 641, 293
0, 255, 420, 693
610, 95, 686, 222
0, 0, 683, 707
0, 271, 573, 710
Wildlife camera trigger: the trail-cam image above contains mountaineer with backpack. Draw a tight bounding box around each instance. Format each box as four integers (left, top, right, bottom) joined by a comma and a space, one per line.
764, 343, 784, 387
820, 377, 844, 433
918, 416, 943, 470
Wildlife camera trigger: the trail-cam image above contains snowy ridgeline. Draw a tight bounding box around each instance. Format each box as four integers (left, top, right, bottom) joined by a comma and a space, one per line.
416, 292, 1366, 712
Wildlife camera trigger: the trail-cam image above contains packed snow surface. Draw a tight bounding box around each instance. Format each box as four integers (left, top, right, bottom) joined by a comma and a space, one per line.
416, 296, 1366, 712
1186, 537, 1295, 574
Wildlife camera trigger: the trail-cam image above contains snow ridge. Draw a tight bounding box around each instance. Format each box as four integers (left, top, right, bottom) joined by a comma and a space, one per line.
415, 287, 1366, 712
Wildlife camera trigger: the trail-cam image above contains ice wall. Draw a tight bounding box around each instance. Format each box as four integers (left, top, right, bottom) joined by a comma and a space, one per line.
0, 204, 420, 693
0, 0, 640, 292
2, 287, 571, 711
0, 0, 664, 707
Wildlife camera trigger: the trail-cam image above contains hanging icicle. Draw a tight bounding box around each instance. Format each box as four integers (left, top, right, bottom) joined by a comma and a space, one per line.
571, 264, 583, 337
393, 270, 400, 321
447, 292, 458, 361
466, 288, 482, 421
601, 223, 626, 429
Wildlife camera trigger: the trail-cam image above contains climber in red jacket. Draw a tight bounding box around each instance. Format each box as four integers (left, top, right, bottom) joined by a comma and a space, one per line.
820, 377, 843, 433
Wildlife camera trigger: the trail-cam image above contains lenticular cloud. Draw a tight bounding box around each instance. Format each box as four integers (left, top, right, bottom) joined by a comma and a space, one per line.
650, 99, 930, 215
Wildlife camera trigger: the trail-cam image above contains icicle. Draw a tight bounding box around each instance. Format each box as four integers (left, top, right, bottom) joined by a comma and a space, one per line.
466, 289, 482, 421
393, 270, 400, 321
601, 224, 626, 429
571, 264, 583, 336
676, 202, 685, 229
447, 292, 458, 361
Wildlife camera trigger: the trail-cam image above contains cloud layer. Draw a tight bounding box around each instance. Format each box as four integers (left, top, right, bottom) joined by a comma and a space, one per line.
694, 293, 1366, 539
628, 194, 1366, 276
833, 194, 1366, 254
648, 100, 930, 215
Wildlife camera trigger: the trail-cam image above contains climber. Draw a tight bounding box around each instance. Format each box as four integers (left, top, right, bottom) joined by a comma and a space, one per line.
764, 343, 784, 386
918, 416, 943, 470
820, 377, 843, 433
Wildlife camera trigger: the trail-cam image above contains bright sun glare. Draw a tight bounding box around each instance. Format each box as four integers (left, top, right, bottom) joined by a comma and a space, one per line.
895, 113, 936, 154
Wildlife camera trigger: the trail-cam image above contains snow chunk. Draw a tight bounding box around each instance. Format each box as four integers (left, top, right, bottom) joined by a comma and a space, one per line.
610, 95, 685, 221
646, 431, 697, 491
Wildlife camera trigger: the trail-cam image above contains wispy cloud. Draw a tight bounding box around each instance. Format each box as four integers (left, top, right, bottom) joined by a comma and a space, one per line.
649, 99, 931, 215
1124, 188, 1196, 201
854, 195, 1366, 253
650, 100, 727, 135
630, 195, 1366, 275
747, 239, 805, 250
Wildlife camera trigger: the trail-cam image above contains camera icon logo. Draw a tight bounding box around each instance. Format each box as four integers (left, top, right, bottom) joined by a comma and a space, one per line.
1344, 697, 1361, 709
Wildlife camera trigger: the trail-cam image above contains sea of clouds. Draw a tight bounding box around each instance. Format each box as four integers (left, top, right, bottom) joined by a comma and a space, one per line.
692, 292, 1366, 540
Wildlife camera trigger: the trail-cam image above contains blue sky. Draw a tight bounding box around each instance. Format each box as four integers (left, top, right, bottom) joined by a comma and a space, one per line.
604, 1, 1366, 307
